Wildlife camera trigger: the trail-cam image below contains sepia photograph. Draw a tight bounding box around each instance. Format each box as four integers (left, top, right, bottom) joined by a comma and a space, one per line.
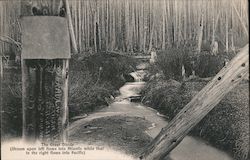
0, 0, 249, 160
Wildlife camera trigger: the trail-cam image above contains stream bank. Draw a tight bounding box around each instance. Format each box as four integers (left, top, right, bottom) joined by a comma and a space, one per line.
141, 76, 249, 160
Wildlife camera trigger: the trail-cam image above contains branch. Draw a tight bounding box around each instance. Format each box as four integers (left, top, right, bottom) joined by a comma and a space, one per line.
0, 35, 22, 48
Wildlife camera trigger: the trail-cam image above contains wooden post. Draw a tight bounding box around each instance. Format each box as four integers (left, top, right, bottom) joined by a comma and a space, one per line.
21, 1, 70, 142
140, 44, 249, 160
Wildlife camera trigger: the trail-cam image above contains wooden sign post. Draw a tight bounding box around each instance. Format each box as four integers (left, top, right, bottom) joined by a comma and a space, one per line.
21, 16, 70, 142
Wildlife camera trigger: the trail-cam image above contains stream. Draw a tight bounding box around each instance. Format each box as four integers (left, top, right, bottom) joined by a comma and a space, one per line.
121, 70, 233, 160
68, 68, 234, 160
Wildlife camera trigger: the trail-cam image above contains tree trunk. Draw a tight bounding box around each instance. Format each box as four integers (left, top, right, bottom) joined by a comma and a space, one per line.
93, 8, 97, 53
140, 44, 249, 160
225, 6, 229, 53
65, 0, 78, 54
161, 0, 166, 50
197, 11, 204, 53
148, 0, 155, 53
232, 2, 248, 37
78, 0, 82, 52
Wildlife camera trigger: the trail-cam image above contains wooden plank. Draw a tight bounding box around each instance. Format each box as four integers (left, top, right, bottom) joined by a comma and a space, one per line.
140, 44, 249, 160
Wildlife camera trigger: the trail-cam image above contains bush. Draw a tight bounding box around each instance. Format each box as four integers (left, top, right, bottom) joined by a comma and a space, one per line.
156, 48, 188, 81
71, 53, 136, 89
68, 70, 112, 118
194, 51, 235, 78
141, 77, 183, 118
154, 47, 236, 80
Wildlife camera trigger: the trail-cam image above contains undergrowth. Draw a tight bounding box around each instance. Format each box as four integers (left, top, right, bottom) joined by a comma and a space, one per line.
153, 47, 235, 80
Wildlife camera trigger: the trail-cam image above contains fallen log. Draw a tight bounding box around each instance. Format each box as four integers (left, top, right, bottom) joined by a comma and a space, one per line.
139, 44, 249, 160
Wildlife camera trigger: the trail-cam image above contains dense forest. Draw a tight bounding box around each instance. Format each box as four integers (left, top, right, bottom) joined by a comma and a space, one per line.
0, 0, 249, 56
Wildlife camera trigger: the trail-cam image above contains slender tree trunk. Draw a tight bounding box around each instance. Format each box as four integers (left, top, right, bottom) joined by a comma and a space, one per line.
111, 2, 116, 50
93, 7, 97, 53
225, 5, 229, 53
232, 2, 248, 37
65, 0, 78, 54
142, 2, 147, 53
162, 0, 166, 50
97, 1, 101, 51
197, 11, 204, 53
148, 0, 155, 52
78, 0, 81, 52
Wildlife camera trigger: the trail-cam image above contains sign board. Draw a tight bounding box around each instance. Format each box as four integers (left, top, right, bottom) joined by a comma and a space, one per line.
21, 16, 71, 59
